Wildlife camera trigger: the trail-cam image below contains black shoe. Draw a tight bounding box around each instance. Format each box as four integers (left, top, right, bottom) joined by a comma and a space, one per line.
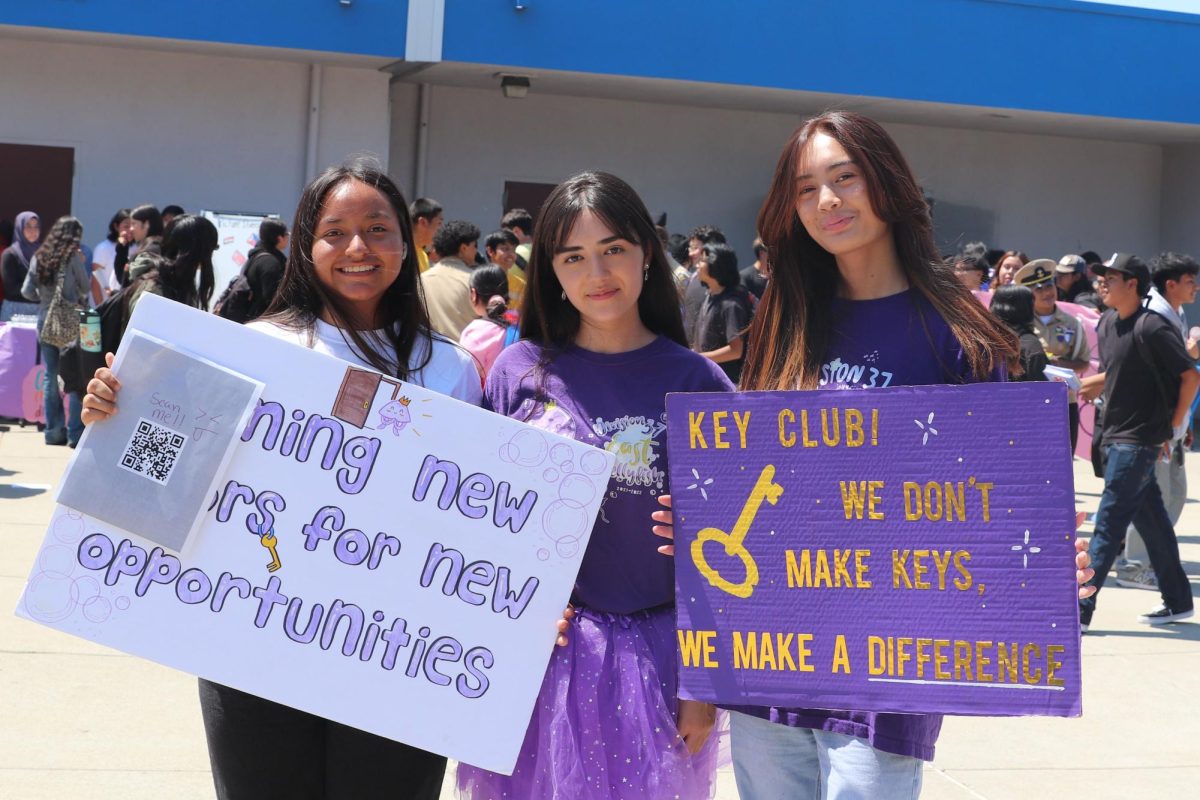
1137, 606, 1195, 626
45, 438, 68, 447
68, 440, 78, 449
1079, 604, 1093, 634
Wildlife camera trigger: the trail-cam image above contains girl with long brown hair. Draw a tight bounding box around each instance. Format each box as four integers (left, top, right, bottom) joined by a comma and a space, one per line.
655, 111, 1094, 798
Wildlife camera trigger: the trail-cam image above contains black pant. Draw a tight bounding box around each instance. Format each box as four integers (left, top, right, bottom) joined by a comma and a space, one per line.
1069, 401, 1080, 453
199, 679, 446, 800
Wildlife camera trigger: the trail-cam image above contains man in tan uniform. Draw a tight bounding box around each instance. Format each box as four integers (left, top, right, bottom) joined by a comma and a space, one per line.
1017, 259, 1092, 450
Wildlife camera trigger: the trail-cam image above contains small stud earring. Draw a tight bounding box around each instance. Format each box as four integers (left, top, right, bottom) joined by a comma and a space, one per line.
561, 290, 566, 301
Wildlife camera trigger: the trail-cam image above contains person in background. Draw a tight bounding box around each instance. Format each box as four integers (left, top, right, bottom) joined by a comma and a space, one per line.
483, 228, 525, 308
668, 233, 691, 276
241, 218, 289, 321
740, 237, 770, 303
992, 249, 1028, 288
1116, 251, 1200, 591
20, 216, 90, 446
409, 197, 443, 273
501, 207, 535, 269
114, 204, 163, 288
1055, 254, 1091, 303
160, 204, 186, 228
117, 215, 218, 338
421, 219, 480, 339
1, 210, 41, 320
1018, 258, 1091, 451
989, 284, 1048, 381
90, 208, 131, 304
658, 224, 690, 292
459, 263, 515, 379
1078, 253, 1197, 632
682, 224, 726, 347
695, 241, 753, 383
951, 251, 988, 291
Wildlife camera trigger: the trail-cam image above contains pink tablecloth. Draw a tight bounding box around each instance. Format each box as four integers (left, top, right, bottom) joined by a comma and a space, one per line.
0, 322, 45, 423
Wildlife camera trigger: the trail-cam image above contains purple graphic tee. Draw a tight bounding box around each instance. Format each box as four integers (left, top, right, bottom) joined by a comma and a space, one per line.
486, 337, 734, 614
737, 289, 1005, 761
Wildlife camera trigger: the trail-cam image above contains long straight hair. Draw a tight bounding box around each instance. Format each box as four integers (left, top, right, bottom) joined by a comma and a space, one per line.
34, 216, 84, 284
266, 160, 432, 379
158, 214, 217, 309
521, 170, 686, 349
742, 111, 1018, 391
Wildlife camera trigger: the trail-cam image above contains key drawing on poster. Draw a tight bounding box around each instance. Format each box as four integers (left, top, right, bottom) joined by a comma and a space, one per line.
15, 294, 614, 774
666, 383, 1083, 717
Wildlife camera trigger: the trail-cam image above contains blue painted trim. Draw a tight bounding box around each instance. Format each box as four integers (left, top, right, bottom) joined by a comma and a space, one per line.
0, 0, 410, 58
439, 0, 1200, 126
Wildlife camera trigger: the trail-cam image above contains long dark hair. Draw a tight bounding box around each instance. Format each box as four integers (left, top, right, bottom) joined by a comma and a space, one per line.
34, 216, 84, 284
520, 170, 686, 349
743, 111, 1018, 390
157, 215, 217, 309
131, 204, 163, 238
265, 159, 432, 379
470, 264, 510, 324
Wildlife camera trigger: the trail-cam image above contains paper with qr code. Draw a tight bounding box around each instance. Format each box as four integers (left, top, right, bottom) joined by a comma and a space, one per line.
55, 331, 264, 552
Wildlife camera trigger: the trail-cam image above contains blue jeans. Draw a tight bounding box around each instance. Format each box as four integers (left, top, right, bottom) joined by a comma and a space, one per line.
730, 711, 923, 800
40, 342, 83, 445
1081, 443, 1194, 621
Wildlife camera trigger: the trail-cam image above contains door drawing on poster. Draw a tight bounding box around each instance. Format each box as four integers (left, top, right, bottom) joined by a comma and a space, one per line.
330, 367, 420, 436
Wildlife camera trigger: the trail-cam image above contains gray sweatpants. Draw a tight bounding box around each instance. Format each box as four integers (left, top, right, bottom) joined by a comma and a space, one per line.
1125, 441, 1187, 562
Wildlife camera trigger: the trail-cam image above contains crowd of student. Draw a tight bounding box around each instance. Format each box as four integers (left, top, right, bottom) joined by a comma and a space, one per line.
5, 109, 1177, 800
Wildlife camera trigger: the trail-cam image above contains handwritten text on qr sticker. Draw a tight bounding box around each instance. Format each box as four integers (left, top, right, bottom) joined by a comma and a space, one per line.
119, 418, 188, 485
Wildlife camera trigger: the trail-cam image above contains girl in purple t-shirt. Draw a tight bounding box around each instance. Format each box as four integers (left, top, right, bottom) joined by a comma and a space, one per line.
654, 111, 1097, 799
456, 172, 732, 799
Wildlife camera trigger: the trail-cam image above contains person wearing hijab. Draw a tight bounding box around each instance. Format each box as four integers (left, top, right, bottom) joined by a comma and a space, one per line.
1, 211, 41, 321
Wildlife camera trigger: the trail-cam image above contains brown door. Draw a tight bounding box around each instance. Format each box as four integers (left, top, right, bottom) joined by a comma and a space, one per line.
502, 181, 557, 225
331, 367, 403, 429
0, 143, 74, 239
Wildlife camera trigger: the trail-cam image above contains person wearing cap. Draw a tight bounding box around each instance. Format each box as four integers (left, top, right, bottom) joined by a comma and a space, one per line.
1016, 259, 1091, 450
1116, 252, 1200, 590
1055, 254, 1090, 303
1077, 253, 1198, 631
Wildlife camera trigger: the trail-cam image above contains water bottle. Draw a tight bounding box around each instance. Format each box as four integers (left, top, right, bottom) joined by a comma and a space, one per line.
79, 309, 101, 353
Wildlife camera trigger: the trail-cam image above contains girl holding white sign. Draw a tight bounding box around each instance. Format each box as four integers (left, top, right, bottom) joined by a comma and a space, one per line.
456, 171, 731, 799
652, 111, 1097, 799
82, 160, 486, 799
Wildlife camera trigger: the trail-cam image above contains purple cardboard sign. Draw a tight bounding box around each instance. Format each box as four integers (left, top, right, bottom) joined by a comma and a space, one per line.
666, 383, 1082, 717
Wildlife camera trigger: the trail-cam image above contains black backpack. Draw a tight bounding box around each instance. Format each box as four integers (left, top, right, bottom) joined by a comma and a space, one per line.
214, 273, 254, 324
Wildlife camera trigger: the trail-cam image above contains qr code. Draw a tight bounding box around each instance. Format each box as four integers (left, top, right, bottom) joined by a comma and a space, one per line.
119, 418, 188, 485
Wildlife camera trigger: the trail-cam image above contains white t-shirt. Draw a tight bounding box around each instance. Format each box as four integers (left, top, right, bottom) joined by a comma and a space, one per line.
92, 240, 117, 292
247, 317, 483, 406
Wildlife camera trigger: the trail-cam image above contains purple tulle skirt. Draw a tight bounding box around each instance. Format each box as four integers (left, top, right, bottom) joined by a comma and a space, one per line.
456, 604, 725, 799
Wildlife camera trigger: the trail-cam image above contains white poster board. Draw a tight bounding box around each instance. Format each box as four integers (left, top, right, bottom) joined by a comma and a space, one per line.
202, 210, 277, 295
15, 294, 613, 774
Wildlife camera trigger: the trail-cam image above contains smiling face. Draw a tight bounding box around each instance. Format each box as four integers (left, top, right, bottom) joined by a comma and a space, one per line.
1031, 280, 1057, 315
488, 242, 517, 270
552, 208, 648, 341
793, 132, 891, 262
310, 179, 407, 327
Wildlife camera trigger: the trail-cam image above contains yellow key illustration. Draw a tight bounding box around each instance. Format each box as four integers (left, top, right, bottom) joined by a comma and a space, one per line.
261, 528, 281, 572
691, 465, 783, 599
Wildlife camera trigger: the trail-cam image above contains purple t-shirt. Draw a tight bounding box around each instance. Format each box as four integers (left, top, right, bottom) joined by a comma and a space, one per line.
736, 289, 1004, 761
485, 336, 734, 614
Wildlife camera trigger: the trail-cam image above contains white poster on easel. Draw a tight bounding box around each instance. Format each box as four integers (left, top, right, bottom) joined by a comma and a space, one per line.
15, 293, 613, 774
202, 210, 278, 294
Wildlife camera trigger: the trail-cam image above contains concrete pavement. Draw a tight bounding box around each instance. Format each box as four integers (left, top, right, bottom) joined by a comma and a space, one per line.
2, 423, 1196, 799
